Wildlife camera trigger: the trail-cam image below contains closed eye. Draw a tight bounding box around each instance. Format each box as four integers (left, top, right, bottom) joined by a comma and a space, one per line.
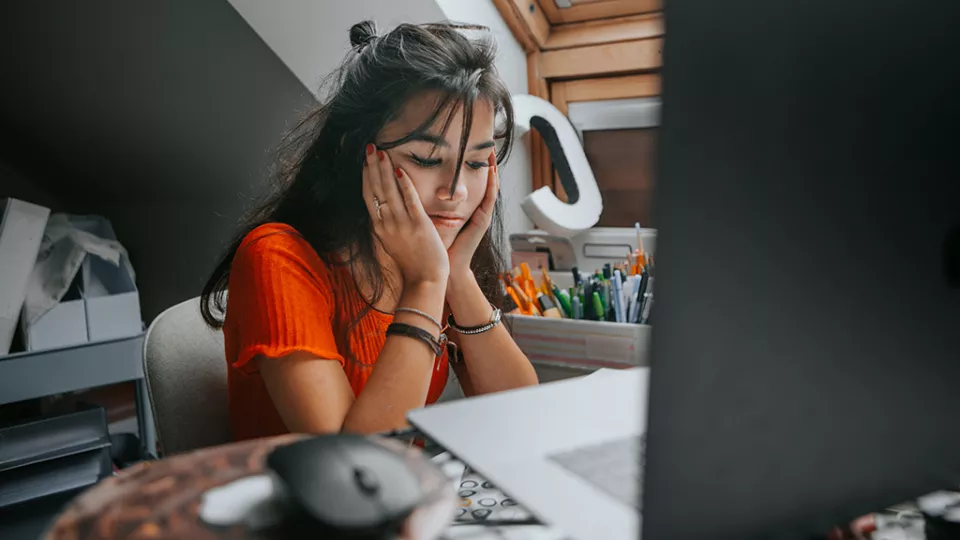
410, 153, 442, 168
466, 161, 489, 171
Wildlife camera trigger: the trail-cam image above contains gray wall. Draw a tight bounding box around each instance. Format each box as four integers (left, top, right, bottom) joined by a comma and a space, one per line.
0, 0, 315, 321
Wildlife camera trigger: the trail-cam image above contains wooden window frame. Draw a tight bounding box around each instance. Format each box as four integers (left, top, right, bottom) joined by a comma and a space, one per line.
492, 0, 663, 194
539, 0, 662, 25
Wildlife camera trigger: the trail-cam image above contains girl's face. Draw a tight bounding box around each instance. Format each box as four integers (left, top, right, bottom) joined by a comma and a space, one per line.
377, 93, 496, 249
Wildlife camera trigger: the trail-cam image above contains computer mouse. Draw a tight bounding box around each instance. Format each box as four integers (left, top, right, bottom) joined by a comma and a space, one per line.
265, 434, 427, 538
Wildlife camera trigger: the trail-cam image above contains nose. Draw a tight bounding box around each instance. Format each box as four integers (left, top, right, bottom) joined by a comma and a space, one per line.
437, 171, 468, 203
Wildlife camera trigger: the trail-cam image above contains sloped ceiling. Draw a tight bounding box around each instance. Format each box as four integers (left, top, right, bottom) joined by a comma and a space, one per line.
0, 0, 315, 204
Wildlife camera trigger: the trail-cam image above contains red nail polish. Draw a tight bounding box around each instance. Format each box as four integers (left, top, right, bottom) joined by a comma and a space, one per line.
366, 144, 375, 156
395, 167, 403, 178
377, 150, 385, 161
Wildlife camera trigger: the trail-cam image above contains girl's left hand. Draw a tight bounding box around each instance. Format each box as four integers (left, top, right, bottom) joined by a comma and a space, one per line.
447, 151, 499, 280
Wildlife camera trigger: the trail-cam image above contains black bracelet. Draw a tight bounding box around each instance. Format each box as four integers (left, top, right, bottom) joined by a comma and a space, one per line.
386, 323, 446, 357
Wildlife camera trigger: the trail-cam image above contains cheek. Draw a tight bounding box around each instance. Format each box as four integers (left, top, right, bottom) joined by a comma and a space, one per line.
462, 171, 488, 209
407, 169, 441, 203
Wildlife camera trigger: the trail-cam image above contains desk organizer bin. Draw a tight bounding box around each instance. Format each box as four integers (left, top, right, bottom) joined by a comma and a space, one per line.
0, 405, 112, 508
505, 314, 651, 371
22, 215, 142, 351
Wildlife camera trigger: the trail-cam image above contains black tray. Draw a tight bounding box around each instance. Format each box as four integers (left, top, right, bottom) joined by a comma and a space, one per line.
0, 444, 112, 508
0, 405, 109, 473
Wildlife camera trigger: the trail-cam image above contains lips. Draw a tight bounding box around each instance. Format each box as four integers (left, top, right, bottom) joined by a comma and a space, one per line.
429, 214, 466, 228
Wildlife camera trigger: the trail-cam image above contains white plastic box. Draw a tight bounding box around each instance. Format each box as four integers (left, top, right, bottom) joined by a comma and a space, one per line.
505, 314, 651, 372
0, 199, 51, 355
22, 216, 142, 351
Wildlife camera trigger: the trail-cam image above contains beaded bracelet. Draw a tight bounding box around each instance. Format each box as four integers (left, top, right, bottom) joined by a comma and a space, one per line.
447, 306, 503, 335
386, 322, 447, 357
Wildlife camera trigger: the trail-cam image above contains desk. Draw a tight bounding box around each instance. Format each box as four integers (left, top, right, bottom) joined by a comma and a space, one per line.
40, 432, 565, 540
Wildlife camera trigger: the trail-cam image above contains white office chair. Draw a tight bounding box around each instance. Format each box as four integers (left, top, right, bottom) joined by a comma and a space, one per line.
142, 296, 229, 456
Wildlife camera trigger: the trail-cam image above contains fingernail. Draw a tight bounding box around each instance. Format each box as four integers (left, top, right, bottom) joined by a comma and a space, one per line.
395, 167, 402, 178
377, 150, 385, 161
366, 144, 375, 156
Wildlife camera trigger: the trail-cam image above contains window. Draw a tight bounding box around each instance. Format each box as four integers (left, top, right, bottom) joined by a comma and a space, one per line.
550, 74, 660, 227
568, 98, 659, 227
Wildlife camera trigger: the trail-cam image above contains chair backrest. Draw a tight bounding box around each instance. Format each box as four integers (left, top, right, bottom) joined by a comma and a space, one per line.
143, 296, 229, 456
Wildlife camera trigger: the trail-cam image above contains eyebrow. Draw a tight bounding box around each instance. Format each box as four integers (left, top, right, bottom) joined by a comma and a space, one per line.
409, 133, 496, 151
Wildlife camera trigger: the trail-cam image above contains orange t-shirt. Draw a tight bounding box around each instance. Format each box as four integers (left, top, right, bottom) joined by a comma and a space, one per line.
223, 222, 448, 441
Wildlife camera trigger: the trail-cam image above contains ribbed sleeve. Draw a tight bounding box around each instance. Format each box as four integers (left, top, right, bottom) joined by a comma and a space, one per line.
226, 225, 344, 375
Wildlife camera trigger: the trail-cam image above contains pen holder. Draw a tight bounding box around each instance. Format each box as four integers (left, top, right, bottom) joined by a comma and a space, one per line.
505, 314, 651, 375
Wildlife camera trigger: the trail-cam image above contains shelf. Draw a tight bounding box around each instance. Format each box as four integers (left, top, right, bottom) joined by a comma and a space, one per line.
0, 334, 145, 406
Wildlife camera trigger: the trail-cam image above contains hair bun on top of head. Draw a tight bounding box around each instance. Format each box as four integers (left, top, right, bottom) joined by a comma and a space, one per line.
349, 20, 378, 52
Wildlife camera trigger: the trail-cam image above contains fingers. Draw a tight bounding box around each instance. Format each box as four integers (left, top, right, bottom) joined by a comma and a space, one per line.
480, 152, 499, 216
376, 147, 407, 224
363, 144, 383, 225
395, 166, 427, 219
468, 152, 499, 229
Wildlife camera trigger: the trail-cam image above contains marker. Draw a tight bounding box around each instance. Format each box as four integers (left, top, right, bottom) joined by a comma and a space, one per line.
571, 266, 582, 288
571, 295, 582, 319
555, 286, 572, 318
592, 291, 605, 321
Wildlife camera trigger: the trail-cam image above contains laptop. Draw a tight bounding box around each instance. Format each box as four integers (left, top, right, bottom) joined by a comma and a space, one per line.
407, 368, 646, 540
415, 0, 960, 537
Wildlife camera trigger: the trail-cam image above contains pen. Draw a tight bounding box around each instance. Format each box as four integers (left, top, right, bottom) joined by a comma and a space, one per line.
600, 280, 609, 317
571, 295, 582, 320
505, 285, 524, 315
640, 293, 654, 324
583, 282, 595, 321
635, 222, 646, 263
628, 275, 643, 323
612, 270, 624, 323
571, 266, 582, 289
538, 293, 563, 319
592, 291, 605, 321
510, 276, 540, 316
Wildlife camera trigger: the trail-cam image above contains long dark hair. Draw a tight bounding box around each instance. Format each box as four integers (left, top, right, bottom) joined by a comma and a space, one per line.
200, 21, 515, 341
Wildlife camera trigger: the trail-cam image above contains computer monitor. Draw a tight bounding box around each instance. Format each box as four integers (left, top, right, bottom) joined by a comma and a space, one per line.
643, 1, 960, 538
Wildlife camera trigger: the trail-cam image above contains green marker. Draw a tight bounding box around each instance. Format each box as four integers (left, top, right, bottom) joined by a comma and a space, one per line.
555, 286, 572, 318
592, 291, 605, 321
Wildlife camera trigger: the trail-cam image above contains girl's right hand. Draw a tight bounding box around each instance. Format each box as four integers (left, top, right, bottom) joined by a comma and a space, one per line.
363, 144, 450, 287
